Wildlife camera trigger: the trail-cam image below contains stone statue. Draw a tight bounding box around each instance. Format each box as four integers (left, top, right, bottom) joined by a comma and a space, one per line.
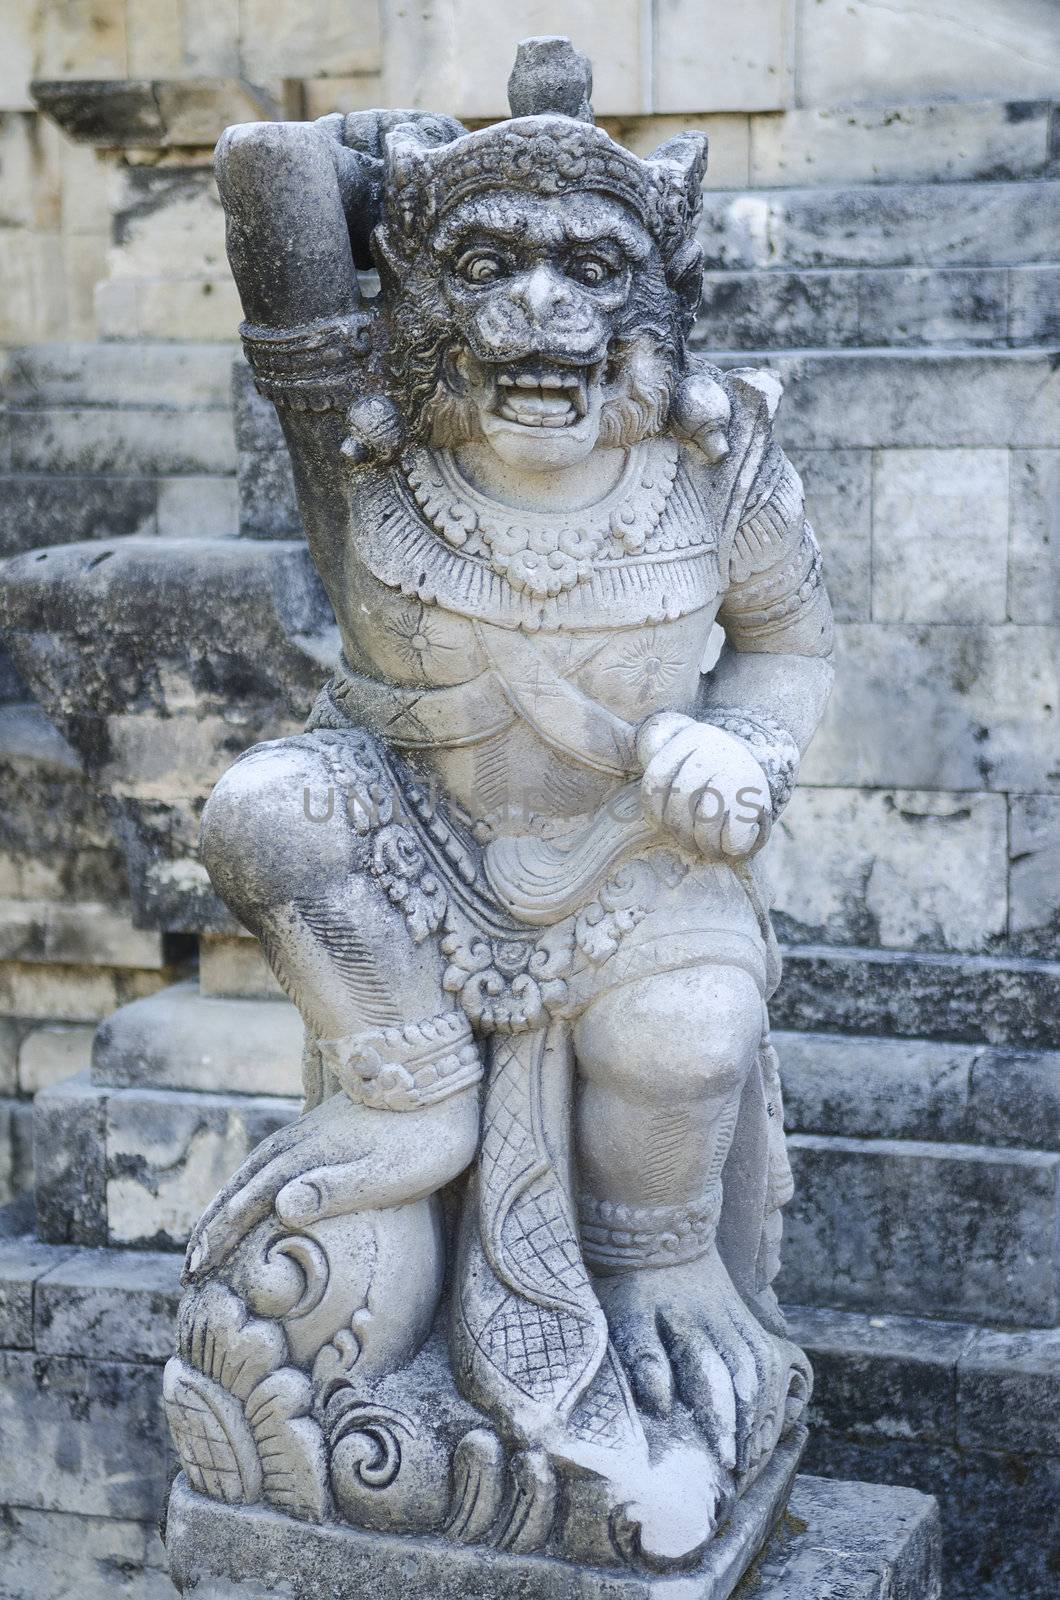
163, 36, 835, 1593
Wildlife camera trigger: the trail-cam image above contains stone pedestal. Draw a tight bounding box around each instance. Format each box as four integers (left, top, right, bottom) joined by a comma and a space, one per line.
165, 1458, 941, 1600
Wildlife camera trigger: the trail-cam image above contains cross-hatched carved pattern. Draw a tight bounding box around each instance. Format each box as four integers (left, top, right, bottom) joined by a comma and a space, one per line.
569, 1361, 633, 1448
501, 1173, 589, 1301
164, 1389, 258, 1503
480, 1296, 595, 1401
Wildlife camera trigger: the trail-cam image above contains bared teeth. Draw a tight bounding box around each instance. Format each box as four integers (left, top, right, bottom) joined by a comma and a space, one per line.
494, 367, 588, 426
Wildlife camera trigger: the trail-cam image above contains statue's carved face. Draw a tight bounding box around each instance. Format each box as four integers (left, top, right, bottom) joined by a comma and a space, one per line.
381, 191, 679, 469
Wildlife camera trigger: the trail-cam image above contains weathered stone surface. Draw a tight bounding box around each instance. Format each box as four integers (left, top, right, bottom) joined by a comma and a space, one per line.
1008, 263, 1060, 343
776, 1029, 1060, 1151
0, 1015, 18, 1095
781, 1134, 1060, 1325
0, 1504, 174, 1600
1008, 449, 1059, 624
790, 449, 870, 623
699, 181, 1060, 271
796, 0, 1060, 106
18, 1021, 95, 1093
156, 474, 239, 540
655, 0, 793, 114
957, 1326, 1060, 1457
770, 787, 1007, 951
4, 341, 234, 409
92, 980, 302, 1095
164, 1456, 942, 1600
871, 449, 1009, 623
106, 1082, 299, 1247
0, 1348, 169, 1519
803, 623, 1058, 795
32, 77, 278, 147
0, 1094, 33, 1204
197, 936, 284, 1000
1009, 793, 1060, 957
0, 1234, 73, 1347
773, 943, 1060, 1049
748, 100, 1056, 188
0, 960, 171, 1024
35, 1247, 182, 1363
0, 898, 165, 968
7, 404, 236, 476
236, 446, 301, 538
800, 1435, 1059, 1600
0, 472, 158, 553
33, 1072, 108, 1245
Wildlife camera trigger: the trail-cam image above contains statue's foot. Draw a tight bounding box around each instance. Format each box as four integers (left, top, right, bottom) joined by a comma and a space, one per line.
598, 1249, 810, 1483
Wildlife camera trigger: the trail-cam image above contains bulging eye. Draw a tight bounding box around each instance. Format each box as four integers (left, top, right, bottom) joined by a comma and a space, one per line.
567, 254, 616, 287
457, 252, 507, 286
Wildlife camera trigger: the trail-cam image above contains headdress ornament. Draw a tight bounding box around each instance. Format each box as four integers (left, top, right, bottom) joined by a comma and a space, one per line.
381, 36, 707, 268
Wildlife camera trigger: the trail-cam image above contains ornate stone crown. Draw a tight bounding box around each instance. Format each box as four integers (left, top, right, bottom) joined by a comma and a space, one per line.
381, 37, 708, 268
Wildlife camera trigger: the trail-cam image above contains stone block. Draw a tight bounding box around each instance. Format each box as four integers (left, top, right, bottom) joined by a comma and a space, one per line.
786, 1305, 972, 1449
0, 1094, 33, 1203
156, 474, 239, 539
0, 109, 62, 231
1008, 449, 1059, 624
0, 898, 165, 969
1009, 793, 1060, 956
791, 449, 871, 622
749, 100, 1055, 189
59, 138, 114, 237
4, 339, 235, 409
696, 268, 861, 351
36, 0, 129, 80
240, 0, 381, 81
0, 1504, 175, 1600
0, 1235, 74, 1348
1009, 263, 1060, 343
232, 358, 284, 452
106, 157, 228, 280
97, 276, 242, 342
182, 0, 241, 77
800, 1434, 1059, 1600
0, 1014, 18, 1094
776, 1031, 976, 1144
802, 623, 1058, 795
63, 229, 109, 339
773, 944, 1060, 1050
198, 935, 284, 1000
967, 1043, 1060, 1149
164, 1464, 942, 1600
0, 1348, 169, 1519
781, 1133, 1060, 1325
35, 1246, 182, 1363
871, 449, 1009, 624
655, 0, 793, 113
92, 980, 302, 1095
0, 961, 170, 1023
600, 113, 752, 188
957, 1326, 1060, 1457
770, 787, 1007, 951
858, 267, 1010, 348
7, 404, 237, 475
105, 1081, 300, 1247
237, 447, 302, 538
33, 1071, 107, 1245
0, 230, 68, 342
18, 1021, 94, 1093
0, 472, 158, 555
699, 180, 1060, 272
796, 0, 1060, 106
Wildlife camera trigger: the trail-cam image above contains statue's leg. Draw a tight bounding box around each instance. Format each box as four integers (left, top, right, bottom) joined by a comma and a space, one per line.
572, 964, 809, 1483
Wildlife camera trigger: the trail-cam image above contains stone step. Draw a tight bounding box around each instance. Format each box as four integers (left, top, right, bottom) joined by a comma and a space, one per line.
696, 264, 1057, 350
774, 944, 1060, 1050
780, 1132, 1059, 1327
91, 979, 302, 1096
787, 1305, 1060, 1600
775, 1029, 1060, 1152
33, 1070, 299, 1249
698, 181, 1060, 271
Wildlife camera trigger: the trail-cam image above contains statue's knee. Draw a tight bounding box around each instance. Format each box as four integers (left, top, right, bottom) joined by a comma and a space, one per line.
576, 967, 763, 1102
201, 737, 351, 913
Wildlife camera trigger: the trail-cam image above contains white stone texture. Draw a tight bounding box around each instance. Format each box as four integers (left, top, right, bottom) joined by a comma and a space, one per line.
603, 113, 752, 188
156, 474, 239, 539
802, 623, 1058, 794
871, 449, 1009, 624
0, 962, 169, 1023
1008, 449, 1059, 624
792, 450, 870, 622
770, 788, 1008, 951
18, 1023, 94, 1094
0, 899, 165, 969
795, 0, 1060, 107
654, 0, 793, 113
198, 935, 285, 999
240, 0, 381, 80
1008, 795, 1060, 944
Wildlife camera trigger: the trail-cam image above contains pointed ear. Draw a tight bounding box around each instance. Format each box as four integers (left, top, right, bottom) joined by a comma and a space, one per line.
667, 238, 705, 336
649, 131, 709, 196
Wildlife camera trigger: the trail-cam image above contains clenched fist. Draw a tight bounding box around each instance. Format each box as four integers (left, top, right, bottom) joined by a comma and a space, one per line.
637, 713, 771, 861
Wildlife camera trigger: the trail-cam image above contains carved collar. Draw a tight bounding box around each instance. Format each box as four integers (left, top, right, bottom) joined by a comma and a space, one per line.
402, 439, 680, 600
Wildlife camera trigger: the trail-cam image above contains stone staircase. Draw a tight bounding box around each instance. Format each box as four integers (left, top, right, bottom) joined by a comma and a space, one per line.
685, 128, 1059, 1600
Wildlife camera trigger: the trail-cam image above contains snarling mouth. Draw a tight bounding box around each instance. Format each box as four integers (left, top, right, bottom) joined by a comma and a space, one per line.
493, 363, 598, 428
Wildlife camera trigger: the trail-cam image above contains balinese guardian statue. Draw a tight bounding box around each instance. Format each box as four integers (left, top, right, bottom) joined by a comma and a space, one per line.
164, 36, 835, 1594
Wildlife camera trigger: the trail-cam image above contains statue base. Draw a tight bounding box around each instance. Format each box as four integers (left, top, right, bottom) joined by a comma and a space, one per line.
167, 1431, 812, 1599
